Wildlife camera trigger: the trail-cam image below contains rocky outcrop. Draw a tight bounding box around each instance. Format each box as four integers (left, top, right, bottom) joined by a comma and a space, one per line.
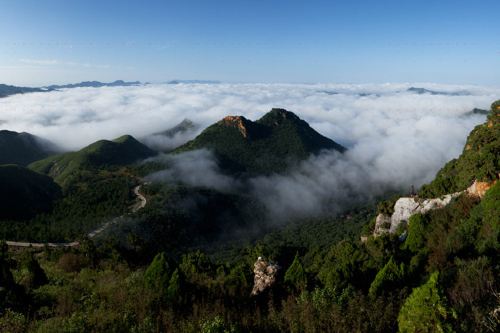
397, 194, 457, 233
374, 214, 392, 236
467, 179, 497, 198
251, 257, 279, 296
221, 116, 250, 138
373, 178, 496, 236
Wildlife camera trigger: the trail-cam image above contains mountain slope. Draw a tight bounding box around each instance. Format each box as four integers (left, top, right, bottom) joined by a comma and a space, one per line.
0, 165, 61, 220
176, 108, 345, 175
0, 130, 57, 166
419, 100, 500, 197
29, 135, 156, 185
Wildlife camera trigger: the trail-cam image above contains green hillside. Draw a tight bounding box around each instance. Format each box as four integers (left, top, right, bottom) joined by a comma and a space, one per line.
420, 100, 500, 197
29, 135, 156, 186
0, 130, 57, 166
0, 165, 61, 220
177, 108, 346, 175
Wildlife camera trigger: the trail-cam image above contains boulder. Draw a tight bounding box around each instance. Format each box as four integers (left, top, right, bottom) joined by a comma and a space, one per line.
251, 257, 279, 296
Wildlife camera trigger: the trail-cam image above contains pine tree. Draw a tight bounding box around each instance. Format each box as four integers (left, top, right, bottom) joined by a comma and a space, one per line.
398, 272, 454, 333
284, 253, 307, 291
144, 252, 170, 292
20, 253, 48, 290
166, 268, 181, 303
369, 256, 404, 298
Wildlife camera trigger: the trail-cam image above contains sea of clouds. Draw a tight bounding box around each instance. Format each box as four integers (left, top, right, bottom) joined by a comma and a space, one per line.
0, 82, 498, 220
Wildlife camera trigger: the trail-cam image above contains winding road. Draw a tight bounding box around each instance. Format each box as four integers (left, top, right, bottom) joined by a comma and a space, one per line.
6, 185, 147, 249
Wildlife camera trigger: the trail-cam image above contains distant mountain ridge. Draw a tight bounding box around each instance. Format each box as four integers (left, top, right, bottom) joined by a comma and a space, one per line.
0, 80, 142, 98
45, 80, 141, 90
153, 119, 197, 137
0, 83, 45, 98
177, 108, 346, 175
407, 87, 471, 96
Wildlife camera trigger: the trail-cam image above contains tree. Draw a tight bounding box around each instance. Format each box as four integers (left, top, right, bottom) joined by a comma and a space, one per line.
20, 253, 48, 290
284, 253, 307, 291
398, 272, 454, 333
178, 250, 212, 285
475, 182, 500, 254
224, 265, 249, 297
144, 252, 170, 292
166, 268, 182, 303
404, 214, 428, 253
369, 257, 404, 298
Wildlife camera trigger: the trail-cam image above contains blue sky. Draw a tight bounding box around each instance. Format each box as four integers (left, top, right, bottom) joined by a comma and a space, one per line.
1, 0, 499, 86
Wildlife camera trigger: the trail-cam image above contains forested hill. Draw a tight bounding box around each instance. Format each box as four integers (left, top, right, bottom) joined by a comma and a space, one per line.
0, 165, 61, 220
0, 130, 58, 166
177, 108, 346, 175
29, 135, 156, 186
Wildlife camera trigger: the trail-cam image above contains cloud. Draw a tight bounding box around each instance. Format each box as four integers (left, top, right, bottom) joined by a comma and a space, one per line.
0, 82, 496, 150
18, 58, 110, 69
145, 149, 238, 192
19, 58, 59, 66
0, 82, 497, 220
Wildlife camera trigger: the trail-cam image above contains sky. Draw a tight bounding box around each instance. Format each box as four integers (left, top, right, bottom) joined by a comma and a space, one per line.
0, 0, 499, 86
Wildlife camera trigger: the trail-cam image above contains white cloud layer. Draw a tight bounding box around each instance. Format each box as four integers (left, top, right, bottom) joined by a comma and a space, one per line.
0, 82, 498, 219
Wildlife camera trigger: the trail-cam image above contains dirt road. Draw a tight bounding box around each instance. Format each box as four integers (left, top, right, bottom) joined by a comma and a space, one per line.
6, 184, 147, 249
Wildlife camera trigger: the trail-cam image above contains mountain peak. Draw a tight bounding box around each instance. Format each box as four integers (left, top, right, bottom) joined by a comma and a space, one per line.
177, 108, 346, 175
257, 108, 304, 128
113, 134, 137, 144
269, 108, 295, 116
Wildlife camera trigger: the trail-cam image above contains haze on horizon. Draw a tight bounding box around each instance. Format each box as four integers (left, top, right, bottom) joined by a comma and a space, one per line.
1, 0, 499, 86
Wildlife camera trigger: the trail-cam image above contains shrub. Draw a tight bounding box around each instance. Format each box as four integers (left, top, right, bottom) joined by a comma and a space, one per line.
57, 252, 88, 273
0, 309, 25, 333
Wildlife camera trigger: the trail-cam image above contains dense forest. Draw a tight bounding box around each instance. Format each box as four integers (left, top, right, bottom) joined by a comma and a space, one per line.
0, 103, 498, 332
